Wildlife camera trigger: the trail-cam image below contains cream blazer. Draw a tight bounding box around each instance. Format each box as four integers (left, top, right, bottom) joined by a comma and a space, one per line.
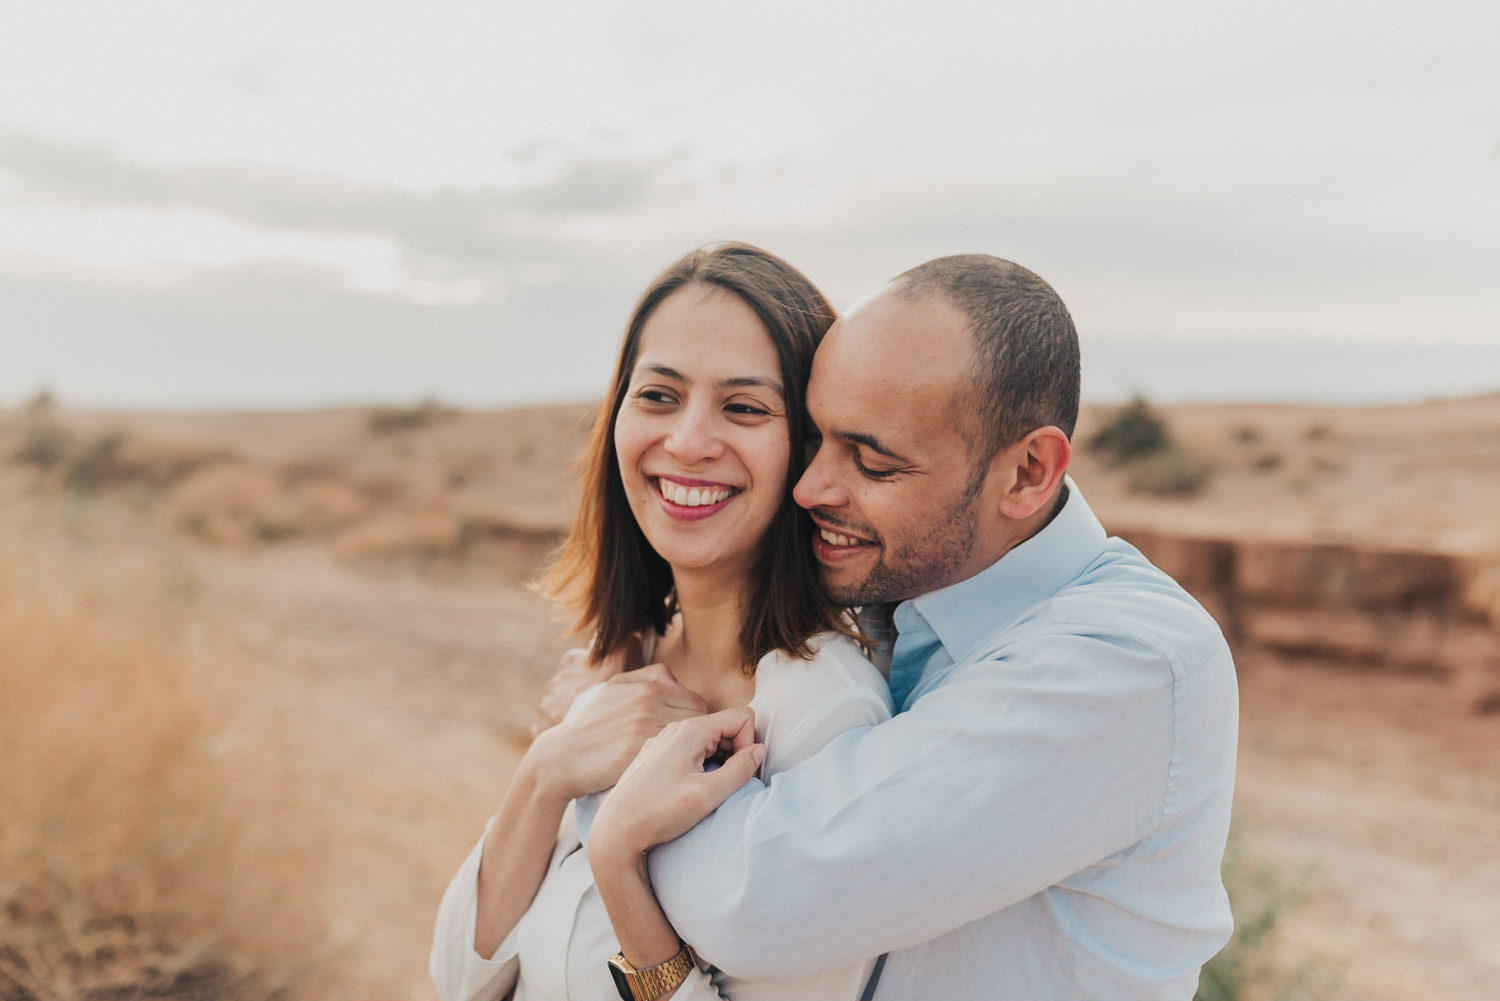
430, 631, 892, 1001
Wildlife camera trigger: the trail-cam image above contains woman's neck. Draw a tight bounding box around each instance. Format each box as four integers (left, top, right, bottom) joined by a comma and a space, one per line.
657, 568, 756, 712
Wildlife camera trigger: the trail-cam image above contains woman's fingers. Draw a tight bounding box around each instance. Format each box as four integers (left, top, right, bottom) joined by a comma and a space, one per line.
591, 708, 763, 854
718, 704, 757, 755
704, 740, 766, 801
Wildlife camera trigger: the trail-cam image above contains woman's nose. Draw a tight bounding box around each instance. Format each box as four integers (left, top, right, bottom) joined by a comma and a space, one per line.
663, 406, 724, 463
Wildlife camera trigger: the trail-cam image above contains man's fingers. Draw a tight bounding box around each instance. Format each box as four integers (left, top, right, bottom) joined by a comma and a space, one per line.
658, 685, 710, 714
632, 662, 688, 689
608, 664, 709, 714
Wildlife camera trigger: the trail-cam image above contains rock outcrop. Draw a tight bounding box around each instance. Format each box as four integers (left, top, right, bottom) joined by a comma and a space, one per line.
1115, 526, 1500, 713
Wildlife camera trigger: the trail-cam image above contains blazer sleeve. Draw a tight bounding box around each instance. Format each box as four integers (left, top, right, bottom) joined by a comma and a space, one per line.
429, 823, 522, 1001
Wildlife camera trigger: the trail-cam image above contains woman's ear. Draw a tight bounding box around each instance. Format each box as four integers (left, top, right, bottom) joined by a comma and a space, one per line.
997, 426, 1072, 521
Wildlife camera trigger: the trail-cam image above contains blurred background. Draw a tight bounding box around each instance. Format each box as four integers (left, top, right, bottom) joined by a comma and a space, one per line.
2, 2, 1498, 999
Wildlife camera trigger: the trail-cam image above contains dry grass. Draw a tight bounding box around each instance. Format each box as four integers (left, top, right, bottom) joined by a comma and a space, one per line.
0, 525, 339, 999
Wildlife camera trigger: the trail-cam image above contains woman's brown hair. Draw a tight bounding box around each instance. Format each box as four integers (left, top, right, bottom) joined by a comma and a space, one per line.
538, 242, 842, 671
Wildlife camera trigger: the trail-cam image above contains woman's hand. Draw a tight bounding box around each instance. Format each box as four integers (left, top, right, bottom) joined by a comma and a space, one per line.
528, 663, 710, 801
589, 707, 765, 860
588, 708, 765, 974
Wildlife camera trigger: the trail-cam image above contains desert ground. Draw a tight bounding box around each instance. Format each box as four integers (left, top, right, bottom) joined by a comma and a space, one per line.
2, 393, 1498, 1000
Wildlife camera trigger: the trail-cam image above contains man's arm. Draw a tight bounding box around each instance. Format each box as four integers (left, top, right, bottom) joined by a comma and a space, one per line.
647, 627, 1231, 980
529, 636, 640, 738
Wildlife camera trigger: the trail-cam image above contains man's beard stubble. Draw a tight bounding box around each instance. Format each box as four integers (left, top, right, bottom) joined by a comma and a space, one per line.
822, 488, 981, 606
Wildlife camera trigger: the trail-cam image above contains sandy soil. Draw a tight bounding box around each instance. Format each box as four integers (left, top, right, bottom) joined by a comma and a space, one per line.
5, 393, 1499, 998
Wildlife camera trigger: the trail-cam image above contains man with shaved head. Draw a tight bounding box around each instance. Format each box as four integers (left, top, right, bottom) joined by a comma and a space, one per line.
543, 255, 1237, 1000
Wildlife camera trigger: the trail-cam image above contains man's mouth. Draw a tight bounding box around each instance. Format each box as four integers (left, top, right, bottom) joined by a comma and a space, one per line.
818, 527, 870, 548
811, 516, 877, 554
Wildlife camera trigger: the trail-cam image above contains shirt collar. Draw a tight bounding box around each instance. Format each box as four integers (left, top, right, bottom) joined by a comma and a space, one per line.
894, 479, 1107, 662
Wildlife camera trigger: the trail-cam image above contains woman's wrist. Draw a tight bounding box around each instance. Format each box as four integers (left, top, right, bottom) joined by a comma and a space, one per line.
591, 841, 683, 969
516, 729, 580, 806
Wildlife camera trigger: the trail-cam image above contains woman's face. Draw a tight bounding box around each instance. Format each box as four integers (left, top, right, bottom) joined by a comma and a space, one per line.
614, 284, 790, 586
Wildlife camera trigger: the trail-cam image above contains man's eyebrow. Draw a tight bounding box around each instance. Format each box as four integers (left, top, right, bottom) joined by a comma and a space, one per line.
639, 364, 785, 400
831, 430, 909, 463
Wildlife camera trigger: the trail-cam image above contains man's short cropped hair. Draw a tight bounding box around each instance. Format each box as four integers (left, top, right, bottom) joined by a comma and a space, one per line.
890, 254, 1080, 470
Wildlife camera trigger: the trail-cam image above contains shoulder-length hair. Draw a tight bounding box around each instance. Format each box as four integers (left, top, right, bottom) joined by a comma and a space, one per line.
538, 242, 842, 672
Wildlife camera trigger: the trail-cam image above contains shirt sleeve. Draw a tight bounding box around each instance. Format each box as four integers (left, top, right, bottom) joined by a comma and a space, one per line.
647, 626, 1188, 981
429, 824, 522, 1001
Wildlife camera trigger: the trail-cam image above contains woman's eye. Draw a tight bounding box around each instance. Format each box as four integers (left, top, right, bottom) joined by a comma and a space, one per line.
636, 389, 677, 405
726, 402, 770, 417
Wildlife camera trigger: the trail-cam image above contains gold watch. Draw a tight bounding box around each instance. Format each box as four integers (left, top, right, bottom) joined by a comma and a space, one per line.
607, 941, 697, 1001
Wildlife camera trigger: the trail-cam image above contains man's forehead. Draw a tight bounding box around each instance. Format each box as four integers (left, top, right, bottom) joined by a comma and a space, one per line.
808, 300, 971, 453
813, 291, 971, 387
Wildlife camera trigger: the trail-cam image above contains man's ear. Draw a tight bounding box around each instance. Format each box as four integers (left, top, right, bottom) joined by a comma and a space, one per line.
996, 426, 1071, 521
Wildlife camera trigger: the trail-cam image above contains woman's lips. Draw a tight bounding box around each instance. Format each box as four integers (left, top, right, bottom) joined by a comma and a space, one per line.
653, 476, 738, 521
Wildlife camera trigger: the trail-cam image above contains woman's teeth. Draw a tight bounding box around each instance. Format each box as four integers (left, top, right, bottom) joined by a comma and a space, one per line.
659, 480, 733, 507
820, 528, 863, 547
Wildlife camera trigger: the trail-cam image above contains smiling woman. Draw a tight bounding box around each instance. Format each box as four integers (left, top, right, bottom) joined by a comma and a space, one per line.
429, 243, 891, 1001
613, 285, 791, 593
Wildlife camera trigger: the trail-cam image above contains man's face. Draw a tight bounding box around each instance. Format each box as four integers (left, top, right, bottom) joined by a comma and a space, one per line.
794, 290, 1013, 605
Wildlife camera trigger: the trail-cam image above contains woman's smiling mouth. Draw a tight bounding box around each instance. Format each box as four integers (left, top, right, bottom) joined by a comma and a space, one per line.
656, 477, 736, 507
652, 476, 740, 520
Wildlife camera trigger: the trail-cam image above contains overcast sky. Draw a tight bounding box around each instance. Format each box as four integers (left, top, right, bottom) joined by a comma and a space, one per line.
2, 1, 1497, 409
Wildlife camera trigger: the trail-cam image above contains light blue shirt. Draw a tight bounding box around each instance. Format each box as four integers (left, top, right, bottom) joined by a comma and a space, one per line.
648, 484, 1238, 1000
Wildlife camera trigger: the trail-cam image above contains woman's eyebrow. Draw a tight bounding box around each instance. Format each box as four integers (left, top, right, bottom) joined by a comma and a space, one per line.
640, 363, 686, 381
718, 376, 785, 399
637, 364, 784, 400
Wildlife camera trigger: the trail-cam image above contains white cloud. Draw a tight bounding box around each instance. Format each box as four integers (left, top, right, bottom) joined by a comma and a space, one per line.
1, 0, 1497, 407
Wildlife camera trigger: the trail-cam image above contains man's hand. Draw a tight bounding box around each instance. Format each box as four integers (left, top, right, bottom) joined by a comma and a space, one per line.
530, 637, 641, 739
589, 707, 764, 860
529, 664, 710, 800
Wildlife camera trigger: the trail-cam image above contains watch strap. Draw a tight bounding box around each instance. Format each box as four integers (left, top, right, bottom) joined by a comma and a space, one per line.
610, 941, 697, 1001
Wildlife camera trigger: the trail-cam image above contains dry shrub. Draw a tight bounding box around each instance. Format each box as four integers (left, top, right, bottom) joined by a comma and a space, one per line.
162, 466, 285, 544
1250, 452, 1284, 473
331, 512, 462, 562
285, 478, 370, 535
7, 421, 234, 497
163, 466, 373, 547
111, 436, 238, 491
0, 533, 337, 999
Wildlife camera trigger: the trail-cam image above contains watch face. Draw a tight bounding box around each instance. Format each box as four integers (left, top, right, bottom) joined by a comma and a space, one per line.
608, 958, 635, 1001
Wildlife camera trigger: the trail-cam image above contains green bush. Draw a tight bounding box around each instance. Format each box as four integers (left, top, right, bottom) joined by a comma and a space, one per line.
366, 397, 446, 435
1196, 836, 1328, 1001
1087, 396, 1171, 465
1125, 447, 1213, 497
63, 431, 128, 492
10, 420, 74, 470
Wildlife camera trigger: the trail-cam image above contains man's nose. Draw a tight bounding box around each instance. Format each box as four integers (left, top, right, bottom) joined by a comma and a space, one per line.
793, 440, 844, 510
